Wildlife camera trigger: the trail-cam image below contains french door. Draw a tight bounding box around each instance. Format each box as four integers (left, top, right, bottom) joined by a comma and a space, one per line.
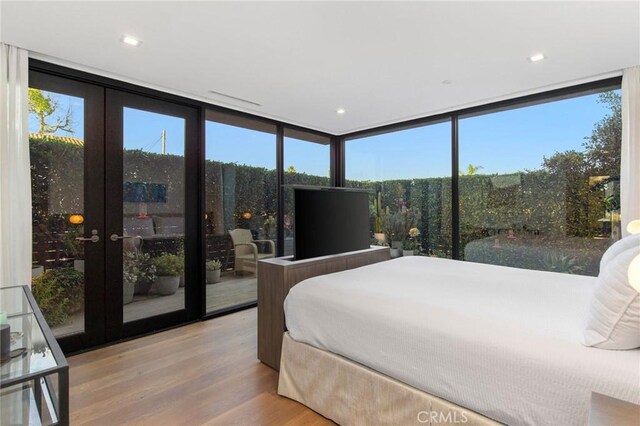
104, 90, 200, 341
29, 72, 200, 353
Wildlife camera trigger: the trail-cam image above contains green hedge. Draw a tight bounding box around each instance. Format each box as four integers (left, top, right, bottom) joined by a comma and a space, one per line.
31, 136, 610, 276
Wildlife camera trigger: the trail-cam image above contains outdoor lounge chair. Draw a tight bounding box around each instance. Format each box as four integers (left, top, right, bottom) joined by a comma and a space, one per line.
229, 228, 275, 275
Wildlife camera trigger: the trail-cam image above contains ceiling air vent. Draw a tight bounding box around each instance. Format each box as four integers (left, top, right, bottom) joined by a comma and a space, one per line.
207, 90, 261, 107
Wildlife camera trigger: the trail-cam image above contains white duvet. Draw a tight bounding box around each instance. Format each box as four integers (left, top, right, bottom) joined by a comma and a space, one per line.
284, 256, 640, 426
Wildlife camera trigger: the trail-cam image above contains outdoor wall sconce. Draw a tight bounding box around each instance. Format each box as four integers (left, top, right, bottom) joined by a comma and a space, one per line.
68, 214, 84, 225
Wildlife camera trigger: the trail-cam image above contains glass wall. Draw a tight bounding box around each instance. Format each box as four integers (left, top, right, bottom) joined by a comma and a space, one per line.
29, 88, 86, 338
283, 128, 331, 256
345, 121, 452, 257
204, 111, 277, 313
458, 89, 622, 276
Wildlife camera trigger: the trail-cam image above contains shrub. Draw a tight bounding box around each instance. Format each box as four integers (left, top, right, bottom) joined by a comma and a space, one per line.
152, 253, 184, 276
32, 268, 84, 327
540, 253, 585, 274
123, 249, 156, 283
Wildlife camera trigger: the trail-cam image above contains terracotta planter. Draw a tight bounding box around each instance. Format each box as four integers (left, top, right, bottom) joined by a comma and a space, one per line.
206, 269, 221, 284
374, 233, 386, 243
155, 276, 180, 295
123, 280, 135, 305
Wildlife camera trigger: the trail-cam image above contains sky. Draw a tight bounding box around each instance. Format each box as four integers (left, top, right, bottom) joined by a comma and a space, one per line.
30, 89, 618, 181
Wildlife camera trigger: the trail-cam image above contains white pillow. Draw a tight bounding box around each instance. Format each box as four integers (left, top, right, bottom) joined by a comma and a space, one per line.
599, 234, 640, 272
583, 246, 640, 350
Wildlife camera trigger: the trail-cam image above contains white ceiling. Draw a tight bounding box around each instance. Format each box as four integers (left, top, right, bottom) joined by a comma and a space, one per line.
2, 1, 639, 135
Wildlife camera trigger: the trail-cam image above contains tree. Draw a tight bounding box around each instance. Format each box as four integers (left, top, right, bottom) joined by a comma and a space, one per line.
286, 165, 297, 173
28, 88, 75, 134
460, 164, 483, 176
582, 91, 621, 176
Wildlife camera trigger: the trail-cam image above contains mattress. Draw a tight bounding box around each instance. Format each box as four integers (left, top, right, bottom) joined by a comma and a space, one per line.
284, 256, 640, 426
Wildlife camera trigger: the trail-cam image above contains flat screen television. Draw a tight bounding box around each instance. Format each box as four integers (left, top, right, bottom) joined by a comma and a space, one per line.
293, 186, 370, 260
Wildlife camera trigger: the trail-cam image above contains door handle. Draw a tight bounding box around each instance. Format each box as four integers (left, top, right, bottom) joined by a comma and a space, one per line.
76, 229, 99, 243
110, 234, 142, 242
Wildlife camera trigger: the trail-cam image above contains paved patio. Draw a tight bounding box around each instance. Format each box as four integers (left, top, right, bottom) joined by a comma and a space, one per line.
52, 271, 257, 337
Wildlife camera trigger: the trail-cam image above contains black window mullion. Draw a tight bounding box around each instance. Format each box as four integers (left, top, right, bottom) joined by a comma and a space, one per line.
276, 124, 285, 257
451, 115, 460, 260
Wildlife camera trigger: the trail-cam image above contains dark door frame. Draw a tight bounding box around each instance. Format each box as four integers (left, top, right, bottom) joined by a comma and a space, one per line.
104, 89, 201, 341
28, 71, 106, 353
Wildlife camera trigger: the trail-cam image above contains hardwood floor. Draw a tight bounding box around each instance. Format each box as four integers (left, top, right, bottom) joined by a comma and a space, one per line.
68, 308, 333, 425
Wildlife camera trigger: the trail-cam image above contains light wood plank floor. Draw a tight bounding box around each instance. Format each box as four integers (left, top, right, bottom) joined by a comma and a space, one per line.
68, 308, 333, 425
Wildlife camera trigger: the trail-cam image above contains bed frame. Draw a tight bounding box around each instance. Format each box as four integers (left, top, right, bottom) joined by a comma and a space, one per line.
278, 332, 500, 426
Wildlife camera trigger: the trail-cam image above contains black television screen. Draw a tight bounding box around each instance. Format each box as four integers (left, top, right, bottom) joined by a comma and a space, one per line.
294, 187, 370, 260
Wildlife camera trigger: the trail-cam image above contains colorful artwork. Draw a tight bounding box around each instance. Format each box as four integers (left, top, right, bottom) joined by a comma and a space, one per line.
123, 182, 168, 203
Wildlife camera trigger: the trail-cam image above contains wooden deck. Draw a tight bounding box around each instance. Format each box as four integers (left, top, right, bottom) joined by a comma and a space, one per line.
68, 308, 333, 425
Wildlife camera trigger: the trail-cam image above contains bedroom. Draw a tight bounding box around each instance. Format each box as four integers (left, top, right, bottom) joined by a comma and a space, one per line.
0, 1, 639, 425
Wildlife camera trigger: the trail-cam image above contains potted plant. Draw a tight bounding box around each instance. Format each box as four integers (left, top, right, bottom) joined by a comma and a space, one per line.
124, 250, 157, 295
123, 249, 156, 303
263, 215, 276, 240
402, 227, 421, 256
64, 225, 85, 272
176, 238, 186, 287
122, 254, 137, 305
373, 191, 386, 243
152, 253, 184, 296
383, 207, 420, 257
206, 259, 222, 284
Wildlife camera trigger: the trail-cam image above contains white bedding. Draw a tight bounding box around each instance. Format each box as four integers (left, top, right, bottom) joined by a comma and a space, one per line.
284, 256, 640, 426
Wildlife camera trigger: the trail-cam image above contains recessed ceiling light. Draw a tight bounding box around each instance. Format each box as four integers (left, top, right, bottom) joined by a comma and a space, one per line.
442, 80, 452, 85
336, 108, 346, 115
528, 53, 545, 62
121, 35, 142, 47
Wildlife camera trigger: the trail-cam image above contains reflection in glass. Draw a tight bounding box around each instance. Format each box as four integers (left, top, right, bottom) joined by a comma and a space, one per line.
122, 107, 186, 322
459, 90, 621, 276
345, 121, 452, 258
28, 89, 86, 337
204, 112, 277, 313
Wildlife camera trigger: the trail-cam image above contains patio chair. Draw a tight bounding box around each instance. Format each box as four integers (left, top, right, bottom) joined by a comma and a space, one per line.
229, 228, 275, 275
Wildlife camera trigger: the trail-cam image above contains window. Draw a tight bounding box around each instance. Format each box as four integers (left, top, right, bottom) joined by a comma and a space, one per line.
283, 128, 331, 256
459, 89, 621, 276
205, 111, 277, 313
345, 121, 452, 257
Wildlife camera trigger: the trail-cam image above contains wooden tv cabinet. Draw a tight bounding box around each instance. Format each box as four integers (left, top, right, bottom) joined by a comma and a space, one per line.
257, 246, 391, 370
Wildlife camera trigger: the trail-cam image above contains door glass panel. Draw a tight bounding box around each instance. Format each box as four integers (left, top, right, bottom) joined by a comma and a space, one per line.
28, 88, 86, 338
204, 111, 277, 314
122, 107, 186, 322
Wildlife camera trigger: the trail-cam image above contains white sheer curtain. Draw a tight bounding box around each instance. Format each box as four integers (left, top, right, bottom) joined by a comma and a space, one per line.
0, 44, 31, 288
621, 66, 640, 237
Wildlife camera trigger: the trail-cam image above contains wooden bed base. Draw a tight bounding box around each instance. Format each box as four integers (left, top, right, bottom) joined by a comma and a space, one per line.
278, 333, 500, 426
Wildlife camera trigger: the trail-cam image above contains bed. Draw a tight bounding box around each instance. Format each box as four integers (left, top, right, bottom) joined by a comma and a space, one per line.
279, 256, 640, 425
